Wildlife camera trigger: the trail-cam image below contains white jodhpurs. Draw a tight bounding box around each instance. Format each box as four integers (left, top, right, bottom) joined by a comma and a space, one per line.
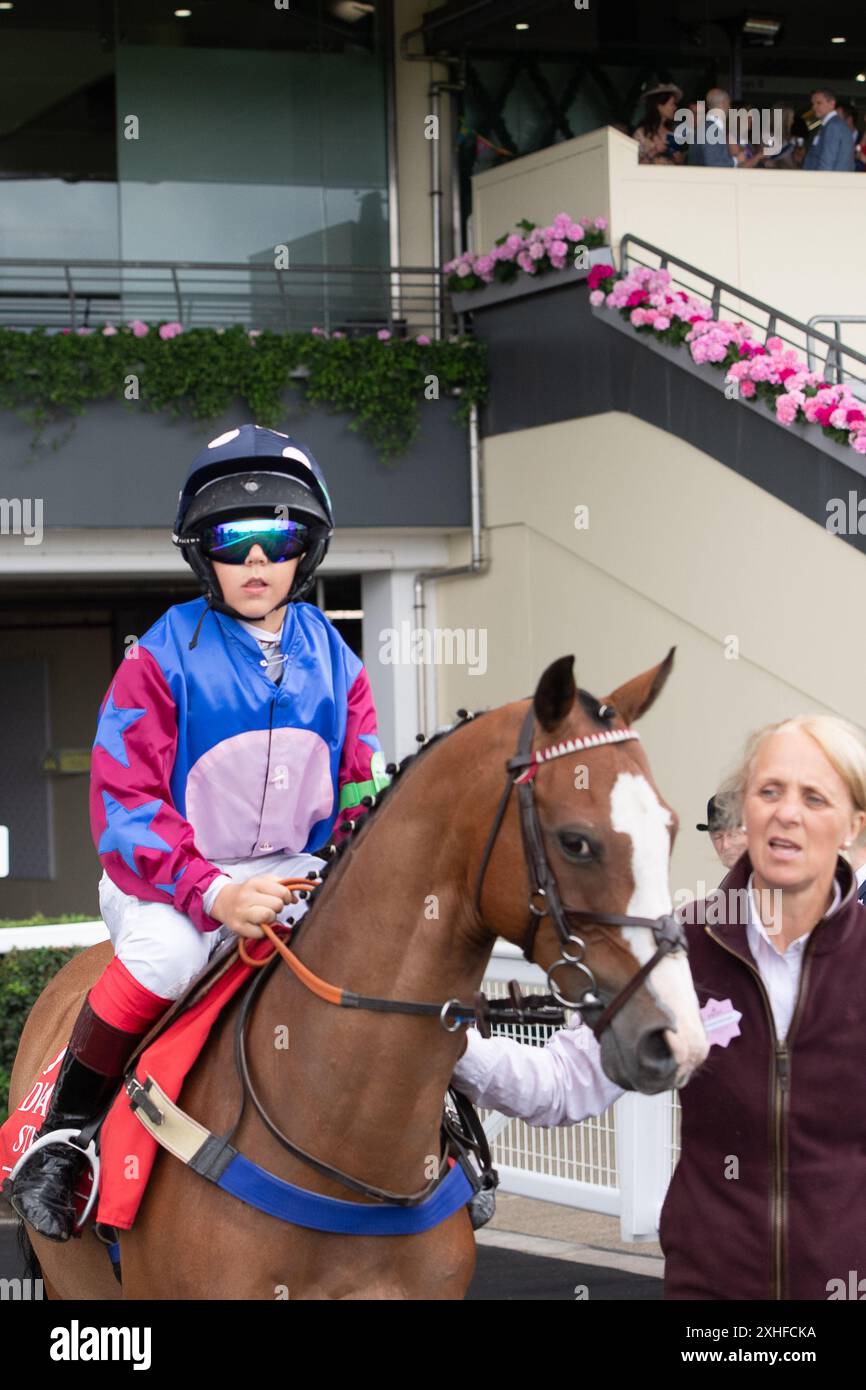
97, 850, 327, 1000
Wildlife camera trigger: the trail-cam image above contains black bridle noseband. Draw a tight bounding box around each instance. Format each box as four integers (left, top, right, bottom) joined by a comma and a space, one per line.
474, 704, 688, 1040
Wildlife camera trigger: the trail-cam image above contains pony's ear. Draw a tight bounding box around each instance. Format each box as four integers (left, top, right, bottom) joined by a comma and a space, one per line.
603, 647, 675, 725
533, 655, 577, 731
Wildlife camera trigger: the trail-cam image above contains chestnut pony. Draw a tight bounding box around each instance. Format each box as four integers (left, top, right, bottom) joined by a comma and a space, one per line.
10, 649, 707, 1299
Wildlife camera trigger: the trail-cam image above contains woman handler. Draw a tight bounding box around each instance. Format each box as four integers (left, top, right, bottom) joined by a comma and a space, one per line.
453, 714, 866, 1299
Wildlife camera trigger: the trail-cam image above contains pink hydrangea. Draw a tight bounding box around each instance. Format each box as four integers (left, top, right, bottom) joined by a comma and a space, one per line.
589, 290, 605, 307
127, 319, 149, 338
739, 380, 757, 398
158, 322, 183, 340
377, 329, 391, 341
415, 334, 431, 345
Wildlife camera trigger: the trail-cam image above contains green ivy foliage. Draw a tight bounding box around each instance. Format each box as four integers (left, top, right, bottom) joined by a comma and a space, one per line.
0, 326, 488, 466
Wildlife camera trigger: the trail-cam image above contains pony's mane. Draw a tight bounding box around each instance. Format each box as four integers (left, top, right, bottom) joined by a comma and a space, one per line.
290, 682, 609, 934
290, 706, 495, 934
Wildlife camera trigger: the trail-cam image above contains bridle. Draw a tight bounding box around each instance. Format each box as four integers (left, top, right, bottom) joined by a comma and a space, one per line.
473, 703, 688, 1039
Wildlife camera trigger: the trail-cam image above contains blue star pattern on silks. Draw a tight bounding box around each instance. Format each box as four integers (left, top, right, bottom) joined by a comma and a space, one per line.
93, 683, 147, 769
98, 791, 172, 876
155, 867, 187, 897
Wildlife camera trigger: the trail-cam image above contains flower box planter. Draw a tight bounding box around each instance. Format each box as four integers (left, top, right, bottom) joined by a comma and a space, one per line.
451, 247, 612, 314
590, 302, 866, 479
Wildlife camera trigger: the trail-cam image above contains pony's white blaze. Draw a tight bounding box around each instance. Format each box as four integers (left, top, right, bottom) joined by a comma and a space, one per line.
609, 772, 709, 1081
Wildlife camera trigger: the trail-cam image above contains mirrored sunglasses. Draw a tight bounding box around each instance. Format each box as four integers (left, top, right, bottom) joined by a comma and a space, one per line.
199, 516, 310, 564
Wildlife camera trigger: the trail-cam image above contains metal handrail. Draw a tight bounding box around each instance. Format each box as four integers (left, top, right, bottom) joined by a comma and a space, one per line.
806, 315, 866, 381
0, 258, 446, 338
619, 235, 866, 394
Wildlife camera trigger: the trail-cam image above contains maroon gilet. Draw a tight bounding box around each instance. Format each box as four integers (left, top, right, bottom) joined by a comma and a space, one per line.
659, 853, 866, 1300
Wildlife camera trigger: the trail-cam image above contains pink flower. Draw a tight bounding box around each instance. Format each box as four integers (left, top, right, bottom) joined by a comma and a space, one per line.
377, 329, 392, 341
850, 432, 866, 453
415, 334, 431, 345
455, 260, 473, 278
589, 290, 605, 307
594, 216, 608, 231
517, 251, 536, 273
630, 308, 646, 326
311, 325, 326, 337
248, 329, 262, 339
847, 408, 865, 425
330, 330, 345, 339
588, 263, 616, 290
625, 289, 648, 307
739, 380, 757, 398
158, 321, 183, 340
127, 319, 149, 337
529, 240, 546, 260
550, 239, 568, 258
654, 315, 671, 331
102, 324, 118, 336
775, 394, 800, 424
566, 223, 585, 242
76, 327, 93, 336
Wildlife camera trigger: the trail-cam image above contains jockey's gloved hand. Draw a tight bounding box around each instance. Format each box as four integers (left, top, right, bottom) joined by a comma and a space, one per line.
211, 876, 295, 938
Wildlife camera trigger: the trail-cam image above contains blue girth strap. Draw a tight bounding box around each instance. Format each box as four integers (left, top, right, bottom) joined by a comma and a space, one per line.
215, 1150, 476, 1235
126, 1074, 480, 1236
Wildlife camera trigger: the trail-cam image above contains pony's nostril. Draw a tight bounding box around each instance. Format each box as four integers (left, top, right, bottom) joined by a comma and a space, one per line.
636, 1028, 675, 1073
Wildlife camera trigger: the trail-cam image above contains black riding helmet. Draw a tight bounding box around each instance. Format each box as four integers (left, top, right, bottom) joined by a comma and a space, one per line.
172, 425, 334, 645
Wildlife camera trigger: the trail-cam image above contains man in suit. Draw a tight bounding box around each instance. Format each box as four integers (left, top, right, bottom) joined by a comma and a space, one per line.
689, 88, 737, 167
804, 89, 856, 170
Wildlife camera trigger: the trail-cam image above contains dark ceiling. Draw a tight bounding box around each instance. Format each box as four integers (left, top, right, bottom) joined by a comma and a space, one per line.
420, 0, 866, 76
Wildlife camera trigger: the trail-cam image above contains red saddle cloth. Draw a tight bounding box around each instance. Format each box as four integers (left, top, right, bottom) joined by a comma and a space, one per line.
0, 937, 276, 1232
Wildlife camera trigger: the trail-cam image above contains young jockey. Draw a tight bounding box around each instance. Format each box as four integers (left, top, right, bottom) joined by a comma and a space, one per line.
9, 424, 390, 1241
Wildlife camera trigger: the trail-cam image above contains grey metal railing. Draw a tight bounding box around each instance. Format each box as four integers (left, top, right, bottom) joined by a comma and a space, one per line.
806, 315, 866, 383
619, 235, 866, 400
0, 259, 446, 338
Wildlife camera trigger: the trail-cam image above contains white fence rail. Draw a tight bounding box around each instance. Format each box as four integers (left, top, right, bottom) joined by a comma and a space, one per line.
1, 924, 679, 1240
481, 941, 679, 1242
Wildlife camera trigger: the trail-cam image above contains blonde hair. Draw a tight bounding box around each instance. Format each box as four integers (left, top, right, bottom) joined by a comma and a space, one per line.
726, 715, 866, 820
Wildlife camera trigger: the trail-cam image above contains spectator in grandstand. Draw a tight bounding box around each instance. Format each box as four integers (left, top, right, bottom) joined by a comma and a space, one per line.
632, 83, 686, 165
756, 105, 800, 169
803, 89, 855, 170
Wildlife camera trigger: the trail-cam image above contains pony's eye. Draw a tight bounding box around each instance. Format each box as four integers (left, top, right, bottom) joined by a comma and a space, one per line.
558, 832, 596, 861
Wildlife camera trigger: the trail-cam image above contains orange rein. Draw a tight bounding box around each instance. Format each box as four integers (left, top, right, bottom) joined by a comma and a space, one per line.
236, 876, 344, 1006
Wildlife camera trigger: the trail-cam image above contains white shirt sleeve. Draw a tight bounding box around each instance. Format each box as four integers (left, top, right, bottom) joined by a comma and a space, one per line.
451, 1015, 625, 1127
201, 873, 235, 918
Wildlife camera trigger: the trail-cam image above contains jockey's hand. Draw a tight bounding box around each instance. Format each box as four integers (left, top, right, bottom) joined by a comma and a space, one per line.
211, 876, 295, 939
